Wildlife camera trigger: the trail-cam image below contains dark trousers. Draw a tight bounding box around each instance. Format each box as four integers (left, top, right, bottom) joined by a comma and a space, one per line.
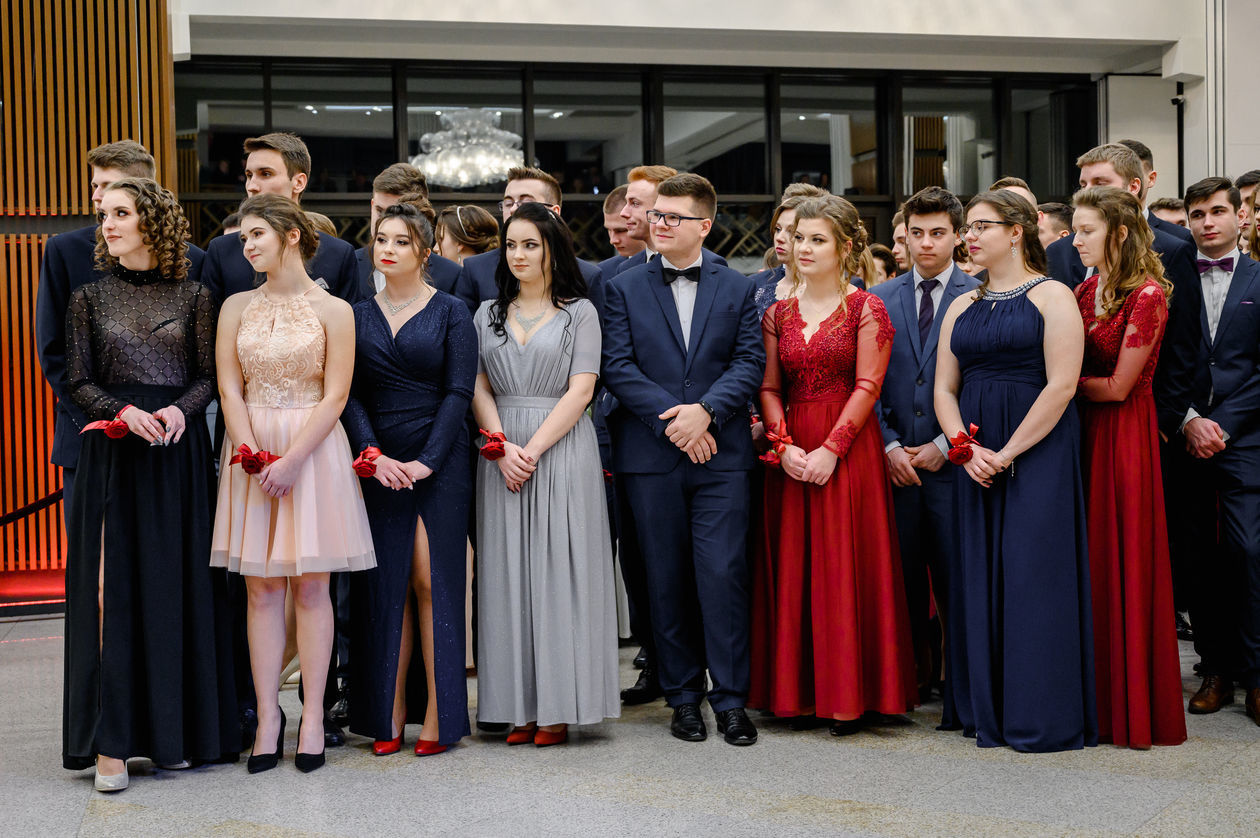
1161, 439, 1193, 612
623, 463, 750, 711
61, 466, 76, 524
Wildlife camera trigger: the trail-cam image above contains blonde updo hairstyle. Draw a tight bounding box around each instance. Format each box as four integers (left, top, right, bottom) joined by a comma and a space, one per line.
964, 189, 1048, 299
788, 195, 877, 299
93, 177, 191, 281
236, 192, 319, 264
1071, 185, 1171, 317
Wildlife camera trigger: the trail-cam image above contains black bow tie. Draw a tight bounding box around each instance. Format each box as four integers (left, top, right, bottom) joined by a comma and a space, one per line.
663, 266, 701, 284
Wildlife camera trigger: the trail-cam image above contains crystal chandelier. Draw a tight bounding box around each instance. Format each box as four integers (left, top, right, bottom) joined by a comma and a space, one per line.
411, 109, 524, 188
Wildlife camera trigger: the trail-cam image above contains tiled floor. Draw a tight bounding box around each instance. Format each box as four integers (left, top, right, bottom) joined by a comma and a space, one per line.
1, 615, 1256, 837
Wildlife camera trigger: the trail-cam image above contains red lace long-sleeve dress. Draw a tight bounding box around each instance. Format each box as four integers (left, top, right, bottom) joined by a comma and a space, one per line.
1076, 276, 1187, 748
750, 291, 918, 720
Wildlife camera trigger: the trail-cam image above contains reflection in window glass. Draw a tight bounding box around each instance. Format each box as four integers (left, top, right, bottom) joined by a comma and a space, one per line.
407, 74, 523, 194
173, 66, 265, 193
269, 68, 394, 193
533, 75, 642, 195
780, 82, 879, 197
903, 85, 995, 198
664, 79, 766, 195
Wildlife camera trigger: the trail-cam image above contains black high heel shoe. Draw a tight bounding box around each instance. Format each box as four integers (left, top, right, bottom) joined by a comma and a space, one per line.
247, 708, 286, 774
295, 716, 326, 773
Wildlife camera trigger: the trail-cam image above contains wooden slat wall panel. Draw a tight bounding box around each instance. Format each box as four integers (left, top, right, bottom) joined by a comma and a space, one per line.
1, 1, 174, 577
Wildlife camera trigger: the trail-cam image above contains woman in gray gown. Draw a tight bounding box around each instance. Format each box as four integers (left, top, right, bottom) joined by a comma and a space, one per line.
471, 203, 619, 747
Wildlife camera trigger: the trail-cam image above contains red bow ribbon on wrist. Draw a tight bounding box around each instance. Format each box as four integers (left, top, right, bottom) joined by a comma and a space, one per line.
760, 421, 794, 466
478, 429, 507, 461
230, 443, 280, 474
81, 405, 134, 439
352, 446, 382, 477
948, 423, 980, 465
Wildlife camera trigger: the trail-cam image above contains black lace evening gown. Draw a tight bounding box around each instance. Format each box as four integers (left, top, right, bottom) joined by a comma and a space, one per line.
61, 265, 238, 770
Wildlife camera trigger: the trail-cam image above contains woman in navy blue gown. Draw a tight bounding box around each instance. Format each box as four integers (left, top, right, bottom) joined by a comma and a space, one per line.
934, 190, 1097, 753
343, 204, 477, 756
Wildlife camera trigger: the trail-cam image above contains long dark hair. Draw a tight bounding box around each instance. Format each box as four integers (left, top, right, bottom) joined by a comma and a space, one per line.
488, 202, 588, 339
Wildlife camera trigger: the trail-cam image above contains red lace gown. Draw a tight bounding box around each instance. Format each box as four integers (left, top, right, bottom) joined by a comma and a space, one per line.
750, 291, 918, 720
1076, 276, 1187, 748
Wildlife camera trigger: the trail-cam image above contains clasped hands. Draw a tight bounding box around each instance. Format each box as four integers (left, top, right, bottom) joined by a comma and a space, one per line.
119, 404, 186, 445
777, 444, 837, 485
886, 443, 946, 487
660, 403, 717, 464
959, 444, 1010, 488
1184, 417, 1227, 459
369, 454, 434, 491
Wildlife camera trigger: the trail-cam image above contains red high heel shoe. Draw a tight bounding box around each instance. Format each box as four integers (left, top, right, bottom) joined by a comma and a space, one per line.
534, 725, 568, 747
414, 738, 448, 756
372, 735, 403, 756
505, 724, 537, 745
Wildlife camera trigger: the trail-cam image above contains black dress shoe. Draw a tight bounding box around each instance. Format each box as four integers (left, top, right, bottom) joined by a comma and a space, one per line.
621, 666, 664, 705
323, 713, 346, 747
830, 718, 863, 736
329, 683, 350, 727
670, 703, 707, 742
632, 647, 648, 669
787, 714, 827, 731
476, 721, 511, 733
715, 708, 757, 746
1175, 611, 1194, 641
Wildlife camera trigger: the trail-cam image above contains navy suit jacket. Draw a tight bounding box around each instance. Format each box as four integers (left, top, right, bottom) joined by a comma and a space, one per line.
872, 267, 979, 450
600, 253, 765, 474
1167, 253, 1260, 485
201, 230, 361, 305
354, 246, 461, 299
1045, 225, 1196, 291
1148, 209, 1193, 243
36, 225, 206, 468
614, 247, 727, 277
453, 249, 604, 315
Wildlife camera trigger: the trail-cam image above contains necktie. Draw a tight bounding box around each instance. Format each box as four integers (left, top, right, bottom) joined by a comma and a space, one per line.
663, 266, 701, 284
1197, 257, 1235, 274
918, 278, 939, 346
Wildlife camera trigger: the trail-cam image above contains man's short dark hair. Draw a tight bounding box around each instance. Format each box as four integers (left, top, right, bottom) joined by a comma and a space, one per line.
1234, 169, 1260, 190
901, 186, 964, 232
602, 184, 629, 215
373, 163, 428, 198
1149, 196, 1184, 213
507, 166, 562, 207
1038, 202, 1073, 233
1184, 176, 1241, 211
656, 173, 717, 220
86, 140, 155, 178
243, 133, 311, 179
1117, 138, 1154, 170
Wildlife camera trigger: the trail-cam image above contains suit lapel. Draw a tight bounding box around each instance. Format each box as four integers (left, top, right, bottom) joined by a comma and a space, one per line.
898, 276, 922, 362
646, 259, 687, 354
1213, 256, 1258, 349
684, 260, 720, 373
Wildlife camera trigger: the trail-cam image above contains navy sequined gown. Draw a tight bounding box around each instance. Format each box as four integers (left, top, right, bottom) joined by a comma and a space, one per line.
342, 291, 477, 746
946, 278, 1098, 752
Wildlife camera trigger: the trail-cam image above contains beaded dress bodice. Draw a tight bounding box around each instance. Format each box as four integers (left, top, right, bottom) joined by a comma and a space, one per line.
236, 290, 326, 408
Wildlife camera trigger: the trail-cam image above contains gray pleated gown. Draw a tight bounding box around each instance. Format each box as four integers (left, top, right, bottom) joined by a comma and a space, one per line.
474, 298, 620, 727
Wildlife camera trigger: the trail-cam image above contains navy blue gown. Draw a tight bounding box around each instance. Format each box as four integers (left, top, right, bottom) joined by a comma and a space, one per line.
947, 278, 1098, 752
342, 291, 477, 746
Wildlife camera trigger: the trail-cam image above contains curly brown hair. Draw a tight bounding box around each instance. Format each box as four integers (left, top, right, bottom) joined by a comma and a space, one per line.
1071, 186, 1171, 318
93, 178, 190, 280
789, 195, 877, 302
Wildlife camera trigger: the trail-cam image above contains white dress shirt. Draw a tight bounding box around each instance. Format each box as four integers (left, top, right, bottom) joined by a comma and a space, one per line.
662, 254, 703, 350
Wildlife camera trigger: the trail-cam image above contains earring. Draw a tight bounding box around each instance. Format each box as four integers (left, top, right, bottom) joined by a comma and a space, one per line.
1010, 242, 1018, 259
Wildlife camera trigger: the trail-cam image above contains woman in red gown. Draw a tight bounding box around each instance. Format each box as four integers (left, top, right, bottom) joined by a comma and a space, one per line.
1071, 186, 1186, 749
751, 195, 918, 735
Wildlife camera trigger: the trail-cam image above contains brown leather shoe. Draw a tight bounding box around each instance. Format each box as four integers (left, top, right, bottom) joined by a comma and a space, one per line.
1188, 675, 1234, 714
1245, 688, 1260, 726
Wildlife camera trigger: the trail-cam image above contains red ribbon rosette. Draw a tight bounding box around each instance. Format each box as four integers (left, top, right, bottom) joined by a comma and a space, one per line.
352, 446, 382, 477
759, 421, 793, 466
948, 423, 980, 465
81, 405, 133, 439
478, 429, 507, 461
229, 443, 280, 475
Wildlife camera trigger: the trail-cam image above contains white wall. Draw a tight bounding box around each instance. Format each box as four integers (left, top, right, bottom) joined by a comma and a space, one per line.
1102, 76, 1181, 201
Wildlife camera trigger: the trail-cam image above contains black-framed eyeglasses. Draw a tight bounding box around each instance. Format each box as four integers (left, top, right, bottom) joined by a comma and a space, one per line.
647, 209, 707, 227
962, 220, 1014, 235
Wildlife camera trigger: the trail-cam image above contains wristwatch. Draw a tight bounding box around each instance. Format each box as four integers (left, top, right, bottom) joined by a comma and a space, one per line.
698, 400, 718, 434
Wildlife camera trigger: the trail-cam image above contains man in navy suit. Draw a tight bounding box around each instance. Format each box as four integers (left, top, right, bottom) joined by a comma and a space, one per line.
36, 140, 205, 517
1118, 139, 1195, 245
872, 187, 978, 714
1164, 178, 1260, 725
601, 173, 765, 745
452, 167, 603, 315
597, 184, 643, 282
614, 165, 727, 278
200, 133, 360, 306
356, 163, 461, 298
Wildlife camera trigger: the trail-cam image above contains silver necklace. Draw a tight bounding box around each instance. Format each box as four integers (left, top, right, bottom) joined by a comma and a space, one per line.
383, 287, 426, 315
513, 305, 547, 332
984, 277, 1045, 301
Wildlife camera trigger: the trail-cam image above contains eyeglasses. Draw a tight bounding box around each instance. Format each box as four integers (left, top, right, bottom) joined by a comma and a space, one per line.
962, 220, 1014, 235
647, 209, 707, 227
498, 198, 537, 212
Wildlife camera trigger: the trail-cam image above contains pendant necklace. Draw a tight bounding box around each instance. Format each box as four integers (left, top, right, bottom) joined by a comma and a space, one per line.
514, 304, 547, 332
383, 287, 426, 315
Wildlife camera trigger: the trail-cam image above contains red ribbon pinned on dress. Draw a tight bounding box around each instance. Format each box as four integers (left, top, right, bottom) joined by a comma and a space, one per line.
948, 423, 980, 465
80, 405, 134, 439
229, 443, 280, 474
478, 429, 507, 461
760, 421, 793, 467
352, 446, 382, 477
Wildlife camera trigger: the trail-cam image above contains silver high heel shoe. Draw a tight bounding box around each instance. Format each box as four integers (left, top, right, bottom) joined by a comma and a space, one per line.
94, 761, 129, 792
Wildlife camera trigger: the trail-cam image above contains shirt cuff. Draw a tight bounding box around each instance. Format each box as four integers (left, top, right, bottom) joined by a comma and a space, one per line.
1180, 408, 1201, 433
933, 433, 949, 457
884, 440, 903, 454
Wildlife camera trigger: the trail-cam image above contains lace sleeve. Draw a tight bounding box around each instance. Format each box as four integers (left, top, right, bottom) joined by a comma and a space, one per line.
823, 295, 893, 458
1078, 285, 1168, 403
758, 302, 787, 433
65, 287, 128, 421
172, 283, 219, 417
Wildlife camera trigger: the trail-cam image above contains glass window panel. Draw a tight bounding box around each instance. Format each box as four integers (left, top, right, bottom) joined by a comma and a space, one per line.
780, 82, 879, 196
1009, 84, 1098, 201
902, 84, 996, 198
173, 64, 264, 194
533, 74, 642, 195
664, 79, 766, 195
269, 66, 394, 194
406, 73, 523, 194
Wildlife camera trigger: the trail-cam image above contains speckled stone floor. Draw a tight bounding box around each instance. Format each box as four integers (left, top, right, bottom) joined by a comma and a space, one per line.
1, 615, 1256, 837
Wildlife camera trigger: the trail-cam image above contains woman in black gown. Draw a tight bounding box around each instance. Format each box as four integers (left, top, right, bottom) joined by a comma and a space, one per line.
344, 204, 477, 756
63, 178, 237, 791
